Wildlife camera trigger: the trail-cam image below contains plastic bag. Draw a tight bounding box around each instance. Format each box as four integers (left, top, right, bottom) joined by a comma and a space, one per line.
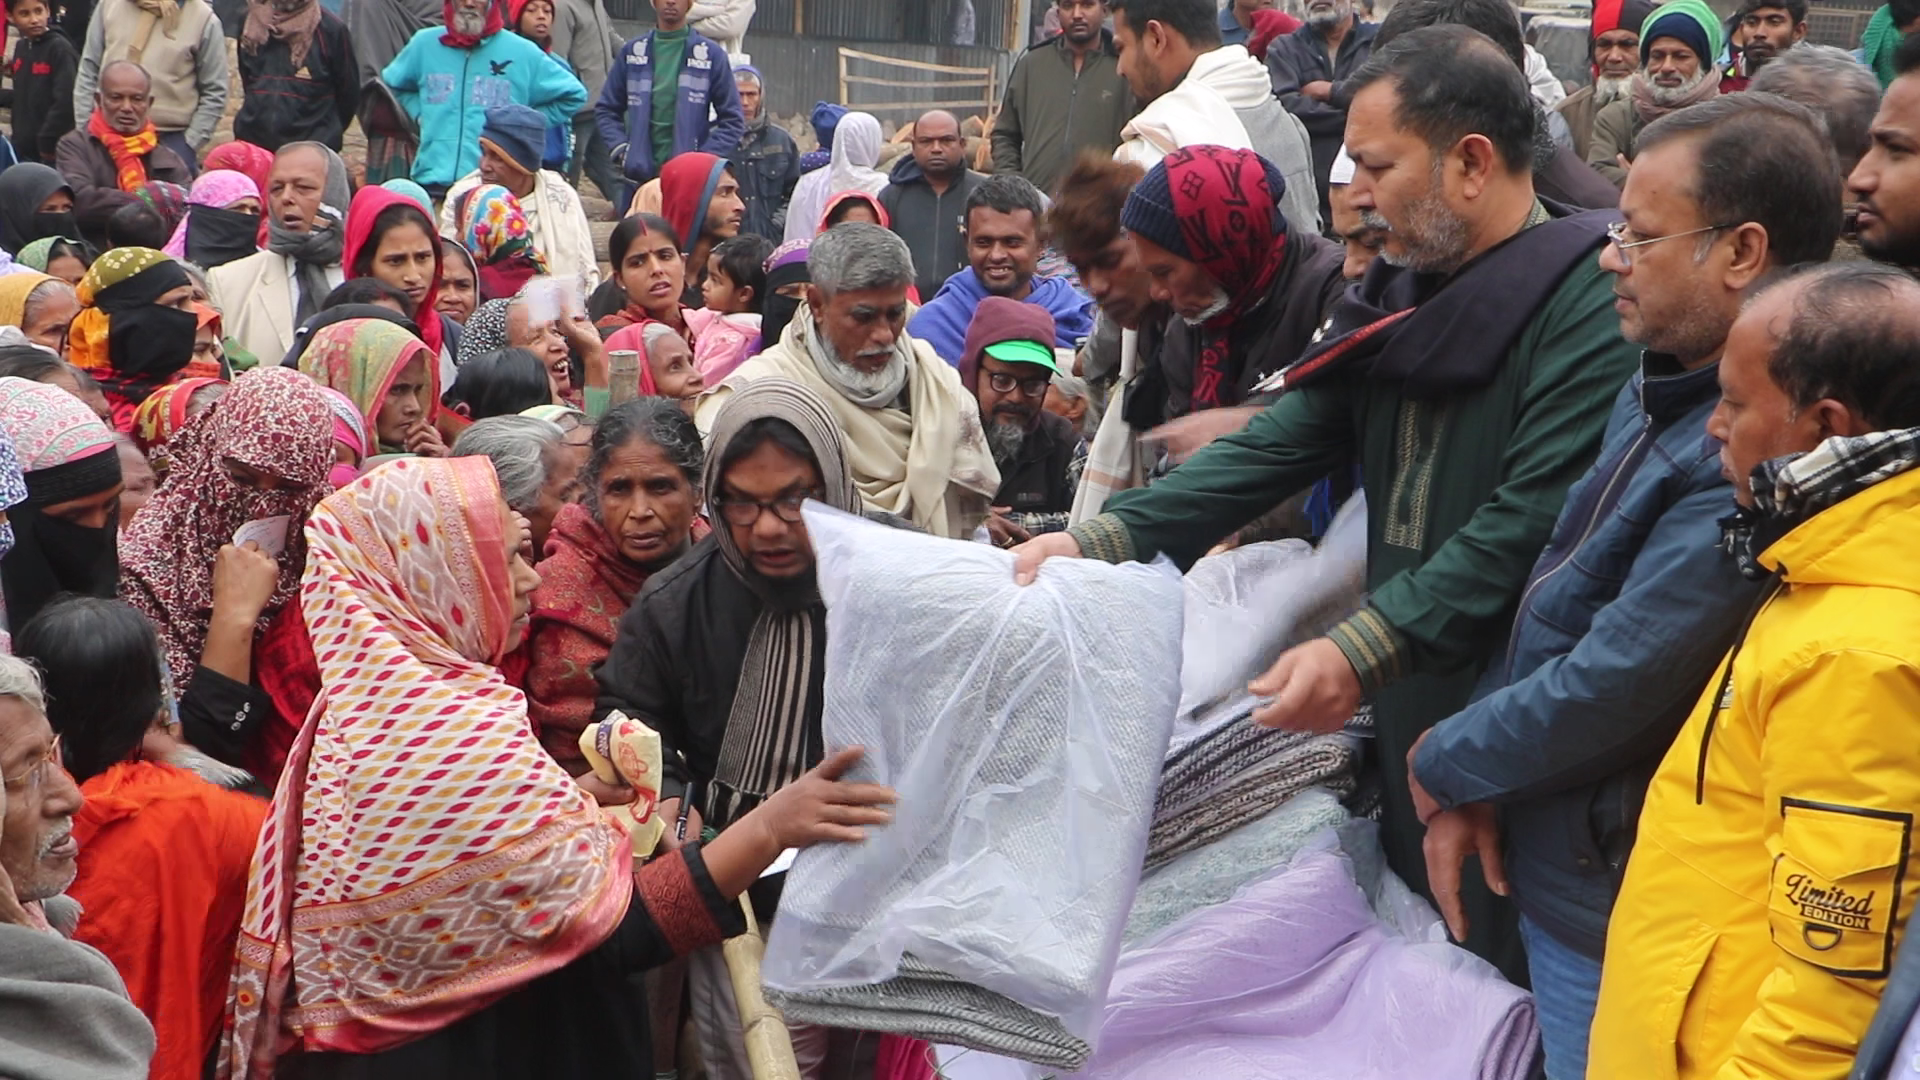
761, 505, 1184, 1067
1177, 495, 1369, 719
1068, 833, 1539, 1080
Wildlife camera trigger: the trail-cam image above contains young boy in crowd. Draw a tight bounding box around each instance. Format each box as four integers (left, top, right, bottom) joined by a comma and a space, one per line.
689, 233, 772, 381
510, 0, 574, 171
3, 0, 77, 165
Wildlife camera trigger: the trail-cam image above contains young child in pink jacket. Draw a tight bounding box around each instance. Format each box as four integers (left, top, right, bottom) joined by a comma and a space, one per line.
688, 234, 772, 383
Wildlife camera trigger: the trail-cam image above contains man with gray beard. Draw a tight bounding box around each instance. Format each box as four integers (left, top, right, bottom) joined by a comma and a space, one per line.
1588, 0, 1725, 187
1013, 26, 1640, 980
958, 297, 1082, 545
1554, 0, 1657, 160
697, 223, 1000, 539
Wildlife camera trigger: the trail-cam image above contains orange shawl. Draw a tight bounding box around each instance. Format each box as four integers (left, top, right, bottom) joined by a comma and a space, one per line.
88, 107, 159, 193
220, 457, 633, 1078
68, 762, 268, 1080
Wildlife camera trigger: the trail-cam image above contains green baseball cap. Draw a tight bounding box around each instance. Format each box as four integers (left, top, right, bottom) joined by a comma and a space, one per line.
983, 339, 1061, 374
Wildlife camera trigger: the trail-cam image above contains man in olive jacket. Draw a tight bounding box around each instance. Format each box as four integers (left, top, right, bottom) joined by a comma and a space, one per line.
1014, 27, 1640, 978
990, 0, 1133, 195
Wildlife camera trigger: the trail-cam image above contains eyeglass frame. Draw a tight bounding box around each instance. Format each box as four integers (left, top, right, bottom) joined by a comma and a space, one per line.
2, 733, 62, 793
1604, 221, 1737, 265
985, 371, 1053, 399
713, 489, 824, 527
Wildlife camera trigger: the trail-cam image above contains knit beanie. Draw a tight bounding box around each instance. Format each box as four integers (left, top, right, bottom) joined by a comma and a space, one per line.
1639, 0, 1723, 63
478, 105, 546, 176
1117, 162, 1185, 261
1591, 0, 1657, 39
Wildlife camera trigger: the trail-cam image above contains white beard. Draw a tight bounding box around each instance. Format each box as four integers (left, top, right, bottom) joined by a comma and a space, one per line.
1592, 74, 1632, 107
450, 8, 486, 35
828, 351, 907, 398
1649, 68, 1709, 105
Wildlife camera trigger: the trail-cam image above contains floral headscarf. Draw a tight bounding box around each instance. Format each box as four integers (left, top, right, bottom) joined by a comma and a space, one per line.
459, 185, 547, 272
0, 428, 23, 562
296, 317, 438, 448
221, 457, 631, 1077
137, 181, 191, 234
118, 367, 337, 695
456, 296, 512, 367
129, 376, 227, 473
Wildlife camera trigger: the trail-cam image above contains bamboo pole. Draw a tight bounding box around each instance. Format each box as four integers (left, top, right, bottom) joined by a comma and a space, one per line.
724, 897, 801, 1080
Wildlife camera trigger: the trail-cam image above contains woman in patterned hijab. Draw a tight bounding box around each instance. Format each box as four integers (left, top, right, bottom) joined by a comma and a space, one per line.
119, 366, 336, 698
220, 454, 894, 1079
65, 247, 200, 429
454, 184, 547, 302
0, 377, 122, 647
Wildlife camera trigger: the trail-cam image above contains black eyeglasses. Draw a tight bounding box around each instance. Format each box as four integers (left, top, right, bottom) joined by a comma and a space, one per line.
715, 489, 822, 527
987, 372, 1051, 399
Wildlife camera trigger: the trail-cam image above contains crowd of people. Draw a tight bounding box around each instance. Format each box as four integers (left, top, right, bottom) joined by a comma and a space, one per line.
1, 0, 1920, 1075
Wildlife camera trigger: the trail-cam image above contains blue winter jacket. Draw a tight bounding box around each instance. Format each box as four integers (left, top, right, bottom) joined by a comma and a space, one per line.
594, 28, 745, 185
908, 267, 1096, 366
382, 28, 587, 189
1411, 355, 1766, 959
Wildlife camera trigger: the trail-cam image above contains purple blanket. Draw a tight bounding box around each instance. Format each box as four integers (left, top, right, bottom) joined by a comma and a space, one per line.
1066, 842, 1538, 1080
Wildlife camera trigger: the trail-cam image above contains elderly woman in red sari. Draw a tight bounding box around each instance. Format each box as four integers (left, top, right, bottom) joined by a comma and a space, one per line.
219, 456, 895, 1079
523, 398, 707, 775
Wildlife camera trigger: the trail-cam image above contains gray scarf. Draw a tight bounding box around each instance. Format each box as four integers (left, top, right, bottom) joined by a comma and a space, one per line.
803, 313, 911, 408
0, 921, 154, 1080
265, 143, 351, 326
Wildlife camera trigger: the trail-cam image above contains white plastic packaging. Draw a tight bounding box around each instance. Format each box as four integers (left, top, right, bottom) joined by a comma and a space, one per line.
761, 505, 1184, 1069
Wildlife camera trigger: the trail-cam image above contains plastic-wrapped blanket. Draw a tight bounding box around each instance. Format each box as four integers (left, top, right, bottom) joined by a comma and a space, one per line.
1177, 496, 1367, 719
1070, 838, 1539, 1080
762, 505, 1184, 1071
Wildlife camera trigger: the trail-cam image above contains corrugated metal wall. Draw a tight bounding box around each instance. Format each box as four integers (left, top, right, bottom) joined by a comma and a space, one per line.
608, 0, 1017, 48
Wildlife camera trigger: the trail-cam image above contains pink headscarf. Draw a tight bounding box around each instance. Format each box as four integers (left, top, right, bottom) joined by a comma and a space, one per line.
316, 386, 368, 489
162, 170, 263, 258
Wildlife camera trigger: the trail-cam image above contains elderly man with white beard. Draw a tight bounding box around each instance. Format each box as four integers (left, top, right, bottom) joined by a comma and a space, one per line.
1555, 0, 1658, 160
698, 223, 1000, 539
1588, 0, 1724, 187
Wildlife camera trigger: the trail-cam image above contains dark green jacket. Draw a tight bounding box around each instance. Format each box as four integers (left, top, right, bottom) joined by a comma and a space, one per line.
989, 31, 1133, 196
1071, 255, 1638, 972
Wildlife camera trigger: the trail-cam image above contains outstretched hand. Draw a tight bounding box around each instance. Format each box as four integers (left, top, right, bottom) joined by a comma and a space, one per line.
1248, 638, 1363, 733
753, 746, 898, 850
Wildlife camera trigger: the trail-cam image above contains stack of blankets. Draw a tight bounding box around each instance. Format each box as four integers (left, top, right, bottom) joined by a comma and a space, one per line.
762, 507, 1184, 1072
1146, 697, 1361, 870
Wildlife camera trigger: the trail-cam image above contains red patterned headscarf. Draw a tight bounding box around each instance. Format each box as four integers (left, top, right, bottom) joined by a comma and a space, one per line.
220, 457, 632, 1076
118, 367, 337, 696
1124, 145, 1293, 409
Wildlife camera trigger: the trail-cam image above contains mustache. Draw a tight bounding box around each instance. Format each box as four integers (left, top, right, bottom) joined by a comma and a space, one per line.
37, 827, 71, 857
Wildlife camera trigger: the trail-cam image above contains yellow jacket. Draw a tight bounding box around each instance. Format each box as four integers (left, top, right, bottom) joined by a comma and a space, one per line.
1591, 465, 1920, 1078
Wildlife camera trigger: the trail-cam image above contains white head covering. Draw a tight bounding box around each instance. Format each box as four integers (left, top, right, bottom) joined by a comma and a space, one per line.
826, 112, 888, 197
1330, 145, 1356, 187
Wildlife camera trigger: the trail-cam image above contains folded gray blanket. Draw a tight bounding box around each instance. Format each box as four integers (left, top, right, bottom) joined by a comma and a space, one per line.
1126, 787, 1352, 944
1147, 725, 1360, 870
